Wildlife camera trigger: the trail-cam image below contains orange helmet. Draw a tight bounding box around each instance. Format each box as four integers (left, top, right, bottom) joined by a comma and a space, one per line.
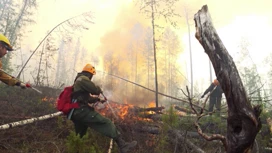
213, 79, 219, 85
82, 64, 96, 75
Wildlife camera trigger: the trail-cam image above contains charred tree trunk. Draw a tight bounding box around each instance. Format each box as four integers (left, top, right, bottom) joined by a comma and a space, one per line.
194, 5, 262, 153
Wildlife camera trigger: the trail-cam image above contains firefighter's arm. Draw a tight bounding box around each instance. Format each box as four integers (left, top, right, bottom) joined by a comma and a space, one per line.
87, 94, 106, 109
87, 94, 100, 103
0, 70, 20, 86
78, 76, 102, 95
201, 83, 215, 98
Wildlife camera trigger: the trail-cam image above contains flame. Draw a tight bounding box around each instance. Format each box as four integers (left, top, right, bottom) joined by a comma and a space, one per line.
58, 99, 162, 122
98, 102, 134, 120
97, 101, 157, 121
148, 101, 155, 107
145, 101, 156, 115
119, 105, 130, 119
42, 97, 48, 102
42, 97, 56, 103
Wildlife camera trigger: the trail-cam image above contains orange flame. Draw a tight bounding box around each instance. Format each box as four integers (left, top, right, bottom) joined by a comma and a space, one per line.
148, 101, 155, 107
98, 102, 134, 120
42, 97, 56, 103
42, 97, 48, 102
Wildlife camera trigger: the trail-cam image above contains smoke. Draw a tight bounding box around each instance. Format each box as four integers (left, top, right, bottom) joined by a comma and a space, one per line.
95, 2, 186, 107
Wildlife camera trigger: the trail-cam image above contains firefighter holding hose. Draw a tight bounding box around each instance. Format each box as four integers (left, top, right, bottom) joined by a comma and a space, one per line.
0, 34, 30, 89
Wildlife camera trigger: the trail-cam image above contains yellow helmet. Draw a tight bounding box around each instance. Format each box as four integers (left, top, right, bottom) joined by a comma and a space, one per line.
0, 34, 13, 51
82, 64, 96, 75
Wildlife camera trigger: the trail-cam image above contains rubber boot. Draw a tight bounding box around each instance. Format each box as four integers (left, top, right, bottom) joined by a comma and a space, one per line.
115, 137, 137, 153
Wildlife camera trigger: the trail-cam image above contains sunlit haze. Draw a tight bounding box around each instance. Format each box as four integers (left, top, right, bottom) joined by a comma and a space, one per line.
12, 0, 272, 105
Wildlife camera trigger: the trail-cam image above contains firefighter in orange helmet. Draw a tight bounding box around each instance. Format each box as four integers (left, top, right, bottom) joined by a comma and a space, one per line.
70, 64, 137, 153
0, 34, 29, 88
201, 79, 224, 115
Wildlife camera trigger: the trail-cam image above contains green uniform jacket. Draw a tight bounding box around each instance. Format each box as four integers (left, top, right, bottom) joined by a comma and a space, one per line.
71, 72, 119, 139
0, 59, 19, 86
203, 83, 223, 98
72, 72, 101, 105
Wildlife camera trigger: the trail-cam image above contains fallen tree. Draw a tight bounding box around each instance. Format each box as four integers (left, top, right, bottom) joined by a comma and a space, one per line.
0, 112, 63, 130
193, 5, 262, 153
174, 106, 194, 114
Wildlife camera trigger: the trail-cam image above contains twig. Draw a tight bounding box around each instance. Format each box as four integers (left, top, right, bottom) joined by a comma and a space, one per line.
185, 86, 227, 150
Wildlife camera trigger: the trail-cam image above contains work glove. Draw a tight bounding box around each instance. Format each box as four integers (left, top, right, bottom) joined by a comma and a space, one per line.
96, 94, 106, 103
201, 94, 205, 98
16, 82, 31, 89
88, 95, 100, 104
100, 98, 106, 103
21, 82, 31, 89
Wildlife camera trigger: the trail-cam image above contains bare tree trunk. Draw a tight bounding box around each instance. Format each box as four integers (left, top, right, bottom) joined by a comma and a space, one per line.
135, 47, 137, 96
184, 7, 194, 96
0, 0, 8, 20
194, 5, 262, 153
19, 48, 25, 81
36, 41, 45, 86
151, 0, 159, 108
9, 0, 28, 44
45, 51, 49, 86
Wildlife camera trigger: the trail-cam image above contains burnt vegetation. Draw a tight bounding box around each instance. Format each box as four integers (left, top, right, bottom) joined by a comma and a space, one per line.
0, 83, 271, 153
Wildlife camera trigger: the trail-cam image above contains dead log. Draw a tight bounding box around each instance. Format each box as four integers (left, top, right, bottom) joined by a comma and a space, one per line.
139, 114, 162, 121
133, 123, 206, 152
134, 125, 160, 134
194, 5, 262, 153
169, 129, 205, 153
133, 106, 165, 114
174, 106, 195, 114
0, 112, 63, 130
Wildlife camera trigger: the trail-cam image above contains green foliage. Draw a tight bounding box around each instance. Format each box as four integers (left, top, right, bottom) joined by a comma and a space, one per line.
236, 38, 267, 106
66, 131, 96, 153
56, 116, 65, 129
260, 110, 270, 121
162, 106, 179, 129
153, 106, 180, 153
65, 129, 113, 153
178, 115, 195, 131
197, 115, 227, 134
256, 128, 271, 152
154, 135, 171, 153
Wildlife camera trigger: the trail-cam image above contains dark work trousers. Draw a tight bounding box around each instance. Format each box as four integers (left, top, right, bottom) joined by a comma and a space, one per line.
71, 106, 119, 138
208, 97, 222, 113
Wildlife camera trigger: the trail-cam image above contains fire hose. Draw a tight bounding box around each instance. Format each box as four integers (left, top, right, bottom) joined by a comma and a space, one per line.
0, 69, 42, 94
100, 92, 118, 120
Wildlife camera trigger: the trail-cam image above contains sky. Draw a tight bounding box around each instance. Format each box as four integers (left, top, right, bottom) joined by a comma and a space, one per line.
19, 0, 272, 95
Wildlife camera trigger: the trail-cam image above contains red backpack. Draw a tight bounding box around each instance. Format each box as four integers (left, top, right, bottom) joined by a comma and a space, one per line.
57, 86, 79, 115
